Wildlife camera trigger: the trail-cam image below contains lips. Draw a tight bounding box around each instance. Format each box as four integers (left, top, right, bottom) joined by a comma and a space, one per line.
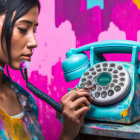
21, 53, 33, 61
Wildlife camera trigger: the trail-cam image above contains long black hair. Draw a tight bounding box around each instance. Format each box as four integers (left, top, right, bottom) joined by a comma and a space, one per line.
0, 0, 40, 64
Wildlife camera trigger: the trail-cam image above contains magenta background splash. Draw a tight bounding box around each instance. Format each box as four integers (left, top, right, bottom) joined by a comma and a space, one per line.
7, 0, 140, 139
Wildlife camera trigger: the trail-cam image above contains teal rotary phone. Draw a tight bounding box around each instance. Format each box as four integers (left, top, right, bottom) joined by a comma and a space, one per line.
62, 40, 140, 139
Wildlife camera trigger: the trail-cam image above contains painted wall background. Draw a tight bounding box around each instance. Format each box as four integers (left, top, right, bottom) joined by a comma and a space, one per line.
8, 0, 140, 139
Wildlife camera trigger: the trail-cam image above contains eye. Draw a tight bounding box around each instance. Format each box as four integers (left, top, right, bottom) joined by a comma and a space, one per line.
18, 27, 27, 34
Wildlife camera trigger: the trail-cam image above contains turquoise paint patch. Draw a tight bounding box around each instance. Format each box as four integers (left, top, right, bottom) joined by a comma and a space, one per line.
87, 0, 104, 10
0, 130, 8, 140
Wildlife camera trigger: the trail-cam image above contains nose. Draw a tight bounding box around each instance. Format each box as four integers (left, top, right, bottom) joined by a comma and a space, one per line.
27, 33, 38, 49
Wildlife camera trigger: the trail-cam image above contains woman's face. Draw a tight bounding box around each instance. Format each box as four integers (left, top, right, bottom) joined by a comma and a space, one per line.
0, 6, 39, 69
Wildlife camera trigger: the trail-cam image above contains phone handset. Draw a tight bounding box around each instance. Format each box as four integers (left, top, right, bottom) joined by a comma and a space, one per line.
62, 40, 140, 82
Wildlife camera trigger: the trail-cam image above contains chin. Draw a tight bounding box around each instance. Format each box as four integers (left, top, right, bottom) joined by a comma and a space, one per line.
9, 63, 21, 70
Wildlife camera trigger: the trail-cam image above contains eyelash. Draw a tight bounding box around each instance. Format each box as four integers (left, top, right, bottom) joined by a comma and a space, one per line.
18, 28, 37, 34
18, 28, 27, 34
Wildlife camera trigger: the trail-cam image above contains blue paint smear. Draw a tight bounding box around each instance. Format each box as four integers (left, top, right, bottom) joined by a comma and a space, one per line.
87, 0, 104, 10
0, 130, 8, 140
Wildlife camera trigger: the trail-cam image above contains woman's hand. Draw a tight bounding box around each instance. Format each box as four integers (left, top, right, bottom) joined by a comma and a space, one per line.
60, 88, 93, 140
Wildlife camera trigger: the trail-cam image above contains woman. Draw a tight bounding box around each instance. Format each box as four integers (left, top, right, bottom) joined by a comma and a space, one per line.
0, 0, 93, 139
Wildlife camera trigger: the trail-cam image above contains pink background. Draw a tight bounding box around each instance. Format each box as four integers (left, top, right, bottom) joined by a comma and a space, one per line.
8, 0, 140, 139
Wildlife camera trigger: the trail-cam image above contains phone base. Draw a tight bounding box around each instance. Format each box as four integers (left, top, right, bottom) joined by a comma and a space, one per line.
80, 120, 140, 139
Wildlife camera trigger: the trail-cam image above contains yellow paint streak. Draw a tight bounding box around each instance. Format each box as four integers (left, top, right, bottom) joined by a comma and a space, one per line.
132, 0, 140, 9
120, 108, 128, 118
0, 109, 30, 140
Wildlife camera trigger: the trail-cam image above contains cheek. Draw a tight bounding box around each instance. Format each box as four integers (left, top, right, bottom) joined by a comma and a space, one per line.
11, 29, 20, 48
10, 30, 24, 57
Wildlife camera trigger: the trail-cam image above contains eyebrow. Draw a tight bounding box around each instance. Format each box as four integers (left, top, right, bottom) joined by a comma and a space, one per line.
18, 20, 38, 26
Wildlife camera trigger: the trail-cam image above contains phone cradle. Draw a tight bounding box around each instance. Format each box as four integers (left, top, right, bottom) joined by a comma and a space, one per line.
62, 40, 140, 139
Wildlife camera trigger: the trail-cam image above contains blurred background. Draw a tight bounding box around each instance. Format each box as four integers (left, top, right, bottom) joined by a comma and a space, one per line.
8, 0, 140, 139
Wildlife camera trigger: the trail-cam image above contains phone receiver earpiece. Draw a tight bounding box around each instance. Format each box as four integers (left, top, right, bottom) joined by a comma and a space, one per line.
62, 52, 90, 82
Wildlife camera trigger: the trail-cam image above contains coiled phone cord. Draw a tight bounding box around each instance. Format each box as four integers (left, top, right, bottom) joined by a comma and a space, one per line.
20, 62, 80, 139
20, 68, 63, 114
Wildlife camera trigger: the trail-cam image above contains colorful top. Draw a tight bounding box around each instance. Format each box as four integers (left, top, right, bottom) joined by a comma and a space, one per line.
0, 74, 44, 140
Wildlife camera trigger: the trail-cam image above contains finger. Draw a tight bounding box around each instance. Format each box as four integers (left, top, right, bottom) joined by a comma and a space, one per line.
87, 95, 94, 102
73, 88, 92, 99
77, 88, 90, 92
67, 91, 91, 102
72, 96, 90, 108
61, 91, 93, 106
76, 89, 94, 102
60, 90, 78, 104
78, 85, 95, 89
75, 106, 90, 118
61, 88, 80, 101
61, 88, 91, 105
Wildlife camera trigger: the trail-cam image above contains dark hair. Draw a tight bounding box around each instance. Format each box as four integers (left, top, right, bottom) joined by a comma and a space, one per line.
0, 0, 40, 64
